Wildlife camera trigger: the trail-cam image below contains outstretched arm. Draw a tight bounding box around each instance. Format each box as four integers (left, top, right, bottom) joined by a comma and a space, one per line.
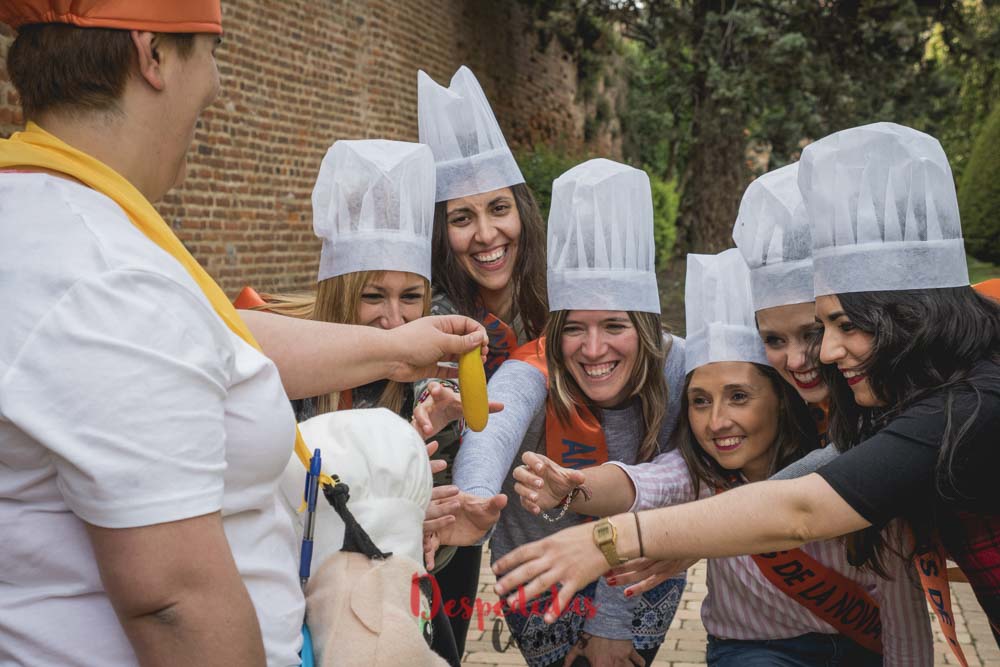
496, 473, 868, 622
513, 452, 638, 517
241, 310, 486, 400
452, 359, 547, 498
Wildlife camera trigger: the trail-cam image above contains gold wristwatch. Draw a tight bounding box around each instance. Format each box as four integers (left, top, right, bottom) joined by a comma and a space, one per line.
593, 517, 625, 567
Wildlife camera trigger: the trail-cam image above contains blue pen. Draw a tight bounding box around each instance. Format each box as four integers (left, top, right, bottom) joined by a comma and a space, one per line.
299, 448, 322, 588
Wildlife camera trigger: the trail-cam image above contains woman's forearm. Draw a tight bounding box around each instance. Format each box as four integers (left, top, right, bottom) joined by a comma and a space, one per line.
614, 474, 871, 562
243, 311, 486, 400
454, 361, 546, 495
570, 464, 637, 516
241, 310, 396, 399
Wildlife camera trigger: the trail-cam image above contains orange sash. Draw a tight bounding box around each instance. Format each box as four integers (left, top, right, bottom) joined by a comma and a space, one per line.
233, 285, 266, 309
809, 399, 830, 447
509, 338, 609, 469
479, 308, 519, 381
973, 278, 1000, 301
914, 541, 967, 666
719, 479, 883, 653
752, 550, 882, 654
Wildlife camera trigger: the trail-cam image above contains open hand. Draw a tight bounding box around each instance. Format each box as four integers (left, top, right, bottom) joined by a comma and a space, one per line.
513, 451, 587, 514
411, 381, 504, 438
607, 557, 695, 597
492, 521, 606, 623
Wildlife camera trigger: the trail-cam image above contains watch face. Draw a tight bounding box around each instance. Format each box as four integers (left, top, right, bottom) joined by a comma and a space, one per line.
595, 524, 613, 542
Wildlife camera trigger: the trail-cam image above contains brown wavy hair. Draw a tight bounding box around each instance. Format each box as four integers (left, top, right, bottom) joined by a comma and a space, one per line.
543, 310, 671, 464
674, 362, 819, 501
430, 182, 548, 337
261, 270, 431, 415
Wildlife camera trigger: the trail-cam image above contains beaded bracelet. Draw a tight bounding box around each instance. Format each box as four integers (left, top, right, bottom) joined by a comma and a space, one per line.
540, 483, 592, 522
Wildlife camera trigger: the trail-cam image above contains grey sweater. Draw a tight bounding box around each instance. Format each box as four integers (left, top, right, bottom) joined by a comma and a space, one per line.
453, 336, 687, 640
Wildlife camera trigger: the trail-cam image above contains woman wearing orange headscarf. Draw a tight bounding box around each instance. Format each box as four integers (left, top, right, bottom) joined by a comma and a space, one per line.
0, 3, 486, 665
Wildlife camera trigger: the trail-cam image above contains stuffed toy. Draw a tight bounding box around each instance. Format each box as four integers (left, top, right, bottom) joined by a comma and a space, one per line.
279, 408, 448, 667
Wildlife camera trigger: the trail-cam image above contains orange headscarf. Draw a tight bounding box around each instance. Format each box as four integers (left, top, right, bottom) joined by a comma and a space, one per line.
0, 0, 222, 34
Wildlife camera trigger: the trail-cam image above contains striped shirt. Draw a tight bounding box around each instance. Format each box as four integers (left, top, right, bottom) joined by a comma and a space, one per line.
609, 449, 934, 665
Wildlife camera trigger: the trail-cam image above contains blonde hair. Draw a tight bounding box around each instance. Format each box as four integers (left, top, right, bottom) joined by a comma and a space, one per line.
543, 310, 671, 464
261, 270, 432, 415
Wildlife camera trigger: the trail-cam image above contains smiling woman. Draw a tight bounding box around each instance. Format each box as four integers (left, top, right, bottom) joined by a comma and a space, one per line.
261, 140, 438, 421
491, 122, 1000, 666
416, 65, 550, 657
419, 67, 549, 374
451, 159, 687, 667
500, 249, 933, 666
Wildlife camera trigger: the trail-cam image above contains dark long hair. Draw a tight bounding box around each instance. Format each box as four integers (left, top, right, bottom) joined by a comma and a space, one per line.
820, 286, 1000, 568
430, 182, 548, 338
675, 363, 820, 501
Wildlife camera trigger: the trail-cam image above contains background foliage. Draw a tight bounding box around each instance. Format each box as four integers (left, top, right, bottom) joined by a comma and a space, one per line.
517, 144, 679, 272
518, 0, 1000, 267
958, 104, 1000, 263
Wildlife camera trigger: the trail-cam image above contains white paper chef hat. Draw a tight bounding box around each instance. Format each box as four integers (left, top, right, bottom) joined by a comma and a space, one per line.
732, 162, 814, 311
313, 140, 435, 282
547, 158, 660, 314
417, 66, 525, 202
684, 249, 771, 374
798, 122, 969, 297
278, 408, 433, 573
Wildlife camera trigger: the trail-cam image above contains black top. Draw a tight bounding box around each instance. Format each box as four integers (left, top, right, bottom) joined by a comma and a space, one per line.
818, 360, 1000, 633
817, 359, 1000, 528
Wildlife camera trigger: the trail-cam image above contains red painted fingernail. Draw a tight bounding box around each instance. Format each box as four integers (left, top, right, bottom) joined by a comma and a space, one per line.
625, 589, 633, 597
607, 577, 617, 586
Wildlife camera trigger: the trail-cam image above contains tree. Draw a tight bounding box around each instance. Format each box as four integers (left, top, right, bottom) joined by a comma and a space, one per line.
958, 103, 1000, 263
522, 0, 967, 255
922, 0, 1000, 182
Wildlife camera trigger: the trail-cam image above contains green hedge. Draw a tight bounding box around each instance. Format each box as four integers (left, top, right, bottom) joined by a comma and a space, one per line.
959, 104, 1000, 264
516, 144, 678, 272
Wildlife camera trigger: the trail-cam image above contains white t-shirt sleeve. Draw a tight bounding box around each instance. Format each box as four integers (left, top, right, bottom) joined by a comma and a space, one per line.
2, 268, 234, 528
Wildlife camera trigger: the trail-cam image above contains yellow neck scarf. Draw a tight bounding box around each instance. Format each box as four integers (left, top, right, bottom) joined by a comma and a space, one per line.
0, 122, 326, 484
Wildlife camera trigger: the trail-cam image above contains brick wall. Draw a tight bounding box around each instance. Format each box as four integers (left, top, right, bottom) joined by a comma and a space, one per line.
1, 1, 601, 295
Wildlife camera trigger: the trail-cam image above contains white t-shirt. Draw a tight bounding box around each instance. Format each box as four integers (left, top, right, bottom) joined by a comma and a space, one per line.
0, 174, 304, 666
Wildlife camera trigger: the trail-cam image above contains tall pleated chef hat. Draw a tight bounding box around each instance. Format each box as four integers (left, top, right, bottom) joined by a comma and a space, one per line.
546, 158, 660, 314
684, 248, 771, 374
417, 66, 524, 203
798, 122, 968, 296
312, 139, 435, 282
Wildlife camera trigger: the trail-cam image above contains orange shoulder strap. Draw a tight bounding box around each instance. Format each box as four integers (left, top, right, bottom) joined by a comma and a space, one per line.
750, 549, 882, 654
717, 480, 883, 654
510, 338, 609, 469
973, 278, 1000, 301
914, 541, 969, 666
479, 309, 519, 380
